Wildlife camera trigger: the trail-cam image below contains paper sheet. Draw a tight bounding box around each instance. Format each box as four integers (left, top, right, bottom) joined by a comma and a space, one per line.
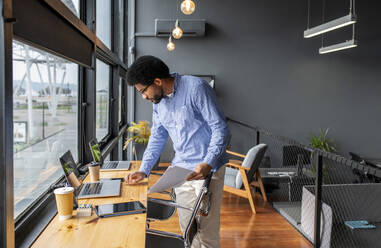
148, 165, 194, 194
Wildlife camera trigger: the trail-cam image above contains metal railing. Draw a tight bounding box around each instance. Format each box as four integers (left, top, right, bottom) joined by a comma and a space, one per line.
227, 117, 381, 248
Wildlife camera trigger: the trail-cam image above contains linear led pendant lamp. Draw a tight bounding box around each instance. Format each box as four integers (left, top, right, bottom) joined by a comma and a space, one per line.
319, 39, 357, 54
304, 0, 356, 38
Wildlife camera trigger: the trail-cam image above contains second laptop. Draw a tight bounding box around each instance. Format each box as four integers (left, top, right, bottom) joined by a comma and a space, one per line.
89, 138, 131, 171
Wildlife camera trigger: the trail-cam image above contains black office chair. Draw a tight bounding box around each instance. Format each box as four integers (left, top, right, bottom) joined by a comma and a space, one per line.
145, 173, 213, 248
147, 190, 177, 222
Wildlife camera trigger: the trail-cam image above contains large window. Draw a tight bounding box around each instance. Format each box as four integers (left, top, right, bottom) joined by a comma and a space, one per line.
95, 59, 110, 141
13, 41, 79, 219
96, 0, 112, 48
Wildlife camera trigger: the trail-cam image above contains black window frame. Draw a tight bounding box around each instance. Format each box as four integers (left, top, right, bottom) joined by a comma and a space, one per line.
0, 0, 129, 247
95, 56, 113, 146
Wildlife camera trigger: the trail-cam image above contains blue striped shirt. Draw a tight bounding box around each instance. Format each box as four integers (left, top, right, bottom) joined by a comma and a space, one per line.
139, 73, 230, 176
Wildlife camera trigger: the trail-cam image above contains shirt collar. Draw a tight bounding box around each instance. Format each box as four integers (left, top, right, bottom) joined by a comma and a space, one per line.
167, 72, 179, 98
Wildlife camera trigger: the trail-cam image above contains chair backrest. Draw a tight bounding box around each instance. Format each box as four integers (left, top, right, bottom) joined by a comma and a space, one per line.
147, 198, 177, 221
235, 144, 268, 189
183, 173, 213, 247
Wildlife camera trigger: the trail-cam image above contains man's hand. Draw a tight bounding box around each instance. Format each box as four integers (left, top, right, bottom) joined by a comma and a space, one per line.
186, 163, 212, 181
125, 172, 146, 184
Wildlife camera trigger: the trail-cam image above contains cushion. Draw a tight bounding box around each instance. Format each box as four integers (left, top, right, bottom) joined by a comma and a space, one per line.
224, 167, 238, 188
235, 144, 267, 189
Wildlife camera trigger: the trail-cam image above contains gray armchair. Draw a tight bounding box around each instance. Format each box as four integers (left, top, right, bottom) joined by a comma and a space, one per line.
224, 143, 268, 213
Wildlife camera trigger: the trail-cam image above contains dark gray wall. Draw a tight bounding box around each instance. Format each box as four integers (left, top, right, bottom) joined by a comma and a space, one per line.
131, 0, 381, 162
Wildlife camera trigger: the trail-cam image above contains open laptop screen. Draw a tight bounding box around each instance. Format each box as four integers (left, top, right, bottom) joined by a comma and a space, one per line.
89, 139, 102, 163
59, 150, 80, 178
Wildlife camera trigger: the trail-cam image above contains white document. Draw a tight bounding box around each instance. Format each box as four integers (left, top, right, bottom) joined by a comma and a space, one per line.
148, 165, 194, 194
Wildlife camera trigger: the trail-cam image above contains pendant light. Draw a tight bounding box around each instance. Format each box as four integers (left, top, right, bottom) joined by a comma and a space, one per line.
319, 39, 357, 54
167, 36, 175, 51
181, 0, 195, 15
304, 0, 357, 38
172, 19, 183, 39
304, 0, 358, 54
304, 14, 356, 38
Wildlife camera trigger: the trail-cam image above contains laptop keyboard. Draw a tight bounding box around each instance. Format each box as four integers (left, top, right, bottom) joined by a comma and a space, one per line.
82, 182, 103, 195
104, 161, 118, 169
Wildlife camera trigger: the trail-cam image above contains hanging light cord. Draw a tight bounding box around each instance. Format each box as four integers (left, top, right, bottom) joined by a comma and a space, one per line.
175, 0, 180, 31
321, 0, 325, 47
170, 0, 177, 37
307, 0, 310, 29
351, 0, 356, 40
177, 0, 180, 19
349, 0, 353, 14
352, 0, 356, 40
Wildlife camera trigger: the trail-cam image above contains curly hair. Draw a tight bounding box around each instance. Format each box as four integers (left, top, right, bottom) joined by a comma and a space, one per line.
126, 56, 170, 86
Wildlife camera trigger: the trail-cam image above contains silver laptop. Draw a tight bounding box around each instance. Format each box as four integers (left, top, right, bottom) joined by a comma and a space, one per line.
89, 139, 131, 171
59, 150, 121, 199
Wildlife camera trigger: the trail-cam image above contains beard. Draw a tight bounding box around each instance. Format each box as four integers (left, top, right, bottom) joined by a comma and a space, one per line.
151, 88, 164, 104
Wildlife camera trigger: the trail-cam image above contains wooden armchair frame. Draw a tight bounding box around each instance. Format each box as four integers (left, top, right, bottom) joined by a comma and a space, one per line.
224, 150, 267, 214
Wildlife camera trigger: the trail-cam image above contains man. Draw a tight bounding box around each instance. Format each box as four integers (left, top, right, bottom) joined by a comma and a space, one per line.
125, 55, 229, 248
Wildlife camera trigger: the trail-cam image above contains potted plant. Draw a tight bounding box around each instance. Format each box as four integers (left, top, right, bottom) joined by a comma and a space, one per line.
309, 128, 337, 181
123, 121, 160, 169
309, 128, 337, 153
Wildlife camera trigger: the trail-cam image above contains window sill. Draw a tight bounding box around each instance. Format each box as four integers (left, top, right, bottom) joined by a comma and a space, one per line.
15, 192, 58, 248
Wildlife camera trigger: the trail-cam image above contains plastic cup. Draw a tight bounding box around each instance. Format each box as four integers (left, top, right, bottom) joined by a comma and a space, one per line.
54, 187, 74, 220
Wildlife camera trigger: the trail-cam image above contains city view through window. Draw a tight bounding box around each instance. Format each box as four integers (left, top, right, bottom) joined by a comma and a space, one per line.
13, 41, 78, 219
95, 59, 110, 141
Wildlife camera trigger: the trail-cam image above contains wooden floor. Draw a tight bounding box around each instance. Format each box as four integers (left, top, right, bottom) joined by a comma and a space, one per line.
148, 169, 312, 248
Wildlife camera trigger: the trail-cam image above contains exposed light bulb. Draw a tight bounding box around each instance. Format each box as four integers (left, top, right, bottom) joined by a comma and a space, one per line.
167, 41, 175, 51
167, 36, 175, 51
172, 20, 183, 39
181, 0, 195, 15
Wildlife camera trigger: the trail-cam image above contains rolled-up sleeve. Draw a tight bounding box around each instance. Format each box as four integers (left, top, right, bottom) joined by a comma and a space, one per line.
193, 82, 230, 169
139, 106, 168, 176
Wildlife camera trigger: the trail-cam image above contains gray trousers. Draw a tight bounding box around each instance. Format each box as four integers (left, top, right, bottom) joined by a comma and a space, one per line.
174, 165, 226, 248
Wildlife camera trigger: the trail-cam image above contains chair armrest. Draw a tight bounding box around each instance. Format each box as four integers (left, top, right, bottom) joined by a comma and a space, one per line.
229, 159, 243, 165
148, 198, 193, 211
226, 162, 250, 171
226, 150, 246, 159
146, 228, 183, 240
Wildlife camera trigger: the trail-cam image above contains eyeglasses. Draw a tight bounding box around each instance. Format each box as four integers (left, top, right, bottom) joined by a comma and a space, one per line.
139, 84, 152, 96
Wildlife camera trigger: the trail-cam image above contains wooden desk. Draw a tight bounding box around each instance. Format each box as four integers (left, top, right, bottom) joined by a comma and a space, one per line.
32, 161, 147, 248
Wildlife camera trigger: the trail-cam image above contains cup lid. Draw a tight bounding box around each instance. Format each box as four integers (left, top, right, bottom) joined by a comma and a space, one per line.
88, 161, 101, 167
54, 187, 74, 195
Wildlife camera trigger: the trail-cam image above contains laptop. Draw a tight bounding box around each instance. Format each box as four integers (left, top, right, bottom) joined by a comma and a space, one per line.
59, 150, 121, 199
89, 138, 131, 171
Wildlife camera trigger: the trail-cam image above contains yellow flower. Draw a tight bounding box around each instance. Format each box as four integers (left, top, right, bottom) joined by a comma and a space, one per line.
123, 121, 151, 150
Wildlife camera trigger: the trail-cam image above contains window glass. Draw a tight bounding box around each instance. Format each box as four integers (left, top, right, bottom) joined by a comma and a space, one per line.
96, 0, 112, 48
118, 0, 124, 60
13, 41, 79, 219
61, 0, 80, 17
104, 154, 110, 162
119, 78, 123, 124
118, 136, 123, 160
95, 59, 110, 141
